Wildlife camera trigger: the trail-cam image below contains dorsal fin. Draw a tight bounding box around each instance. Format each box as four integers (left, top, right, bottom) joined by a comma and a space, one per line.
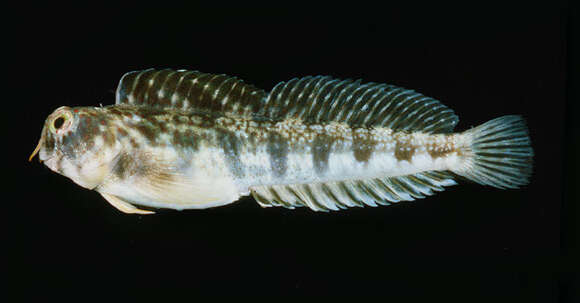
115, 69, 267, 117
116, 69, 459, 133
262, 76, 459, 133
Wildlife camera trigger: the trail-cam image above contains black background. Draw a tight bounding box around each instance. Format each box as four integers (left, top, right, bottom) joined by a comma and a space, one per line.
8, 2, 574, 301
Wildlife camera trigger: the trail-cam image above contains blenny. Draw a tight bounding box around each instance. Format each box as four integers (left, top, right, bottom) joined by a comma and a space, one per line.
30, 69, 533, 214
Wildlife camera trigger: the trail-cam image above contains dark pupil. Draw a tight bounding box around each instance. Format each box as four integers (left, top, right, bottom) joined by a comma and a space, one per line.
54, 117, 65, 129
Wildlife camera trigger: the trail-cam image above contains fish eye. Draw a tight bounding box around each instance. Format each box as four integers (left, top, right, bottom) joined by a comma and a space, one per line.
49, 110, 73, 133
54, 117, 65, 129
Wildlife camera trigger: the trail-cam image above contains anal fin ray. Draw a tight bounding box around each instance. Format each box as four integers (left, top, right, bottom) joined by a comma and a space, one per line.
250, 171, 457, 212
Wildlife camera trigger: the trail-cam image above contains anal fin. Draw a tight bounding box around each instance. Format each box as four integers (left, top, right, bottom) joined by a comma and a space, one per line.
100, 192, 155, 215
251, 171, 457, 212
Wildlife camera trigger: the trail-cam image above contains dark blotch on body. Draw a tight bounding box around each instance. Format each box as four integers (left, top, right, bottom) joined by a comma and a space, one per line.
268, 132, 289, 178
246, 131, 258, 154
103, 129, 116, 147
129, 138, 139, 149
44, 131, 55, 151
172, 129, 200, 151
107, 107, 123, 116
112, 153, 134, 179
217, 129, 244, 178
135, 123, 157, 143
116, 127, 128, 137
312, 133, 333, 174
60, 131, 78, 157
76, 116, 96, 150
352, 131, 375, 163
427, 143, 454, 159
394, 140, 415, 161
199, 114, 217, 128
152, 118, 169, 133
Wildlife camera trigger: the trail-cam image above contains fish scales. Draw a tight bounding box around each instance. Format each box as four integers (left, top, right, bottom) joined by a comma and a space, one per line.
104, 106, 464, 188
30, 69, 533, 214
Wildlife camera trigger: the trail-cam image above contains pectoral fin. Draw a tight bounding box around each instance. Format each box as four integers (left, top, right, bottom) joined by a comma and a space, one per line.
99, 192, 155, 215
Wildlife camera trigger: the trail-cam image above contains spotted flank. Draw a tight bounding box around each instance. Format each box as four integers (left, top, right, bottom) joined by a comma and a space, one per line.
30, 69, 533, 214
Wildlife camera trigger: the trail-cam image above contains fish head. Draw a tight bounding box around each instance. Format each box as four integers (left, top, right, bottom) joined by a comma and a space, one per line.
30, 106, 121, 189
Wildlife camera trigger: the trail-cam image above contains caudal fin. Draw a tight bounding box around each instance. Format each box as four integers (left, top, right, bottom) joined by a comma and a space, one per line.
456, 115, 533, 189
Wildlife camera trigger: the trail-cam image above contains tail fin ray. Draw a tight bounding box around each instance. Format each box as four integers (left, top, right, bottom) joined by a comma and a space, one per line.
456, 115, 533, 189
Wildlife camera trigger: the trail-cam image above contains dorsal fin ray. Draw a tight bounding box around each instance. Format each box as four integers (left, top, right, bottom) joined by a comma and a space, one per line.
115, 68, 268, 118
264, 76, 459, 133
116, 70, 458, 133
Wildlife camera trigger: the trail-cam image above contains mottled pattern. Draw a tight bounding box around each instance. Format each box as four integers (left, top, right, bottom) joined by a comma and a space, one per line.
42, 102, 462, 188
31, 69, 534, 214
103, 105, 214, 149
107, 70, 465, 189
171, 128, 200, 151
55, 108, 110, 158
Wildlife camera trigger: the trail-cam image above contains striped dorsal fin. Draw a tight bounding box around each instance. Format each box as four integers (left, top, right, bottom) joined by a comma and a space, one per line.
115, 68, 267, 118
260, 76, 459, 133
116, 69, 458, 133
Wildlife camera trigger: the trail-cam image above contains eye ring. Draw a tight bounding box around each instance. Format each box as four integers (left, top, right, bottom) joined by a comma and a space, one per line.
49, 111, 73, 134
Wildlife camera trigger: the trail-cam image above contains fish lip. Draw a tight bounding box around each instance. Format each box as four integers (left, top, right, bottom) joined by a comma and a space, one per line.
38, 149, 51, 163
39, 151, 50, 162
43, 157, 59, 172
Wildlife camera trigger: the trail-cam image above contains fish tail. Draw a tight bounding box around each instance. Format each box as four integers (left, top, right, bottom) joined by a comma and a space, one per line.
453, 115, 533, 189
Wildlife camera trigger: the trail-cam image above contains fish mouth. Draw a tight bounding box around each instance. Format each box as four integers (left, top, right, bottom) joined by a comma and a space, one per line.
43, 157, 59, 172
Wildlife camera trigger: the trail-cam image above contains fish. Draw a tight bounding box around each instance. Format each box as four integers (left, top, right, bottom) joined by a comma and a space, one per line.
29, 69, 533, 214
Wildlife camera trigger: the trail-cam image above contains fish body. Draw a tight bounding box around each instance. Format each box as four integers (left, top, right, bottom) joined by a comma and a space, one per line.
31, 69, 533, 214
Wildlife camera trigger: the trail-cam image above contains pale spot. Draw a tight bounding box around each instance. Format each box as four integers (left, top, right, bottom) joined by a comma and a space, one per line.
94, 137, 104, 148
